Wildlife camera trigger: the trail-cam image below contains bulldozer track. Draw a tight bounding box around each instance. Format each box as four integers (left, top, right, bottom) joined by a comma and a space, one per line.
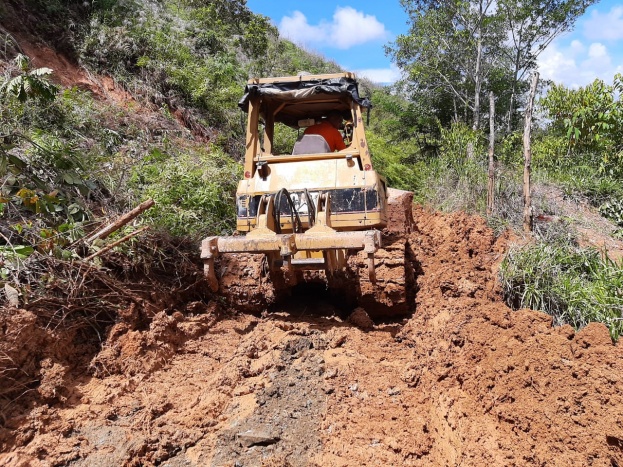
214, 216, 415, 318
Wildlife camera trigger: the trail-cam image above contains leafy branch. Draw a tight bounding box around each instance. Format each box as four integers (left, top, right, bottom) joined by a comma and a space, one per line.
0, 54, 58, 103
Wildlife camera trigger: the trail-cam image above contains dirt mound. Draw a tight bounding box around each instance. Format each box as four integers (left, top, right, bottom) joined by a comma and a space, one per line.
1, 208, 622, 466
395, 207, 623, 465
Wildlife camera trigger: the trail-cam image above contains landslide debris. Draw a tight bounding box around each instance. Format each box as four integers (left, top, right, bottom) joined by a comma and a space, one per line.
1, 208, 622, 467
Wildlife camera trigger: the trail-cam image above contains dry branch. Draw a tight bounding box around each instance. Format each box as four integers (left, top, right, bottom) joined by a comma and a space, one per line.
85, 199, 154, 244
85, 226, 150, 261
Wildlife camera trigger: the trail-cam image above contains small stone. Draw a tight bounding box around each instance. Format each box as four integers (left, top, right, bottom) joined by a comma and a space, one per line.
4, 284, 19, 308
329, 334, 347, 348
237, 430, 280, 448
347, 307, 374, 330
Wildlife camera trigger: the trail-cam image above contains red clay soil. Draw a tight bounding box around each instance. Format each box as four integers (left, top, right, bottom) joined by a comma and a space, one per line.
1, 207, 622, 467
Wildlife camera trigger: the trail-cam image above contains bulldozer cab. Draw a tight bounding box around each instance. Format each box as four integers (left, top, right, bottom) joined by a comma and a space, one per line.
236, 72, 387, 234
239, 72, 369, 160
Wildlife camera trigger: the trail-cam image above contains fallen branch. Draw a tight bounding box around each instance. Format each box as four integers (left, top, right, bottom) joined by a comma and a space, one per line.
85, 199, 155, 244
84, 226, 150, 261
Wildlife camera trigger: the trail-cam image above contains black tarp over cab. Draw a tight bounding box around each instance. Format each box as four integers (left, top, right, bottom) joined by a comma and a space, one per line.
238, 73, 371, 129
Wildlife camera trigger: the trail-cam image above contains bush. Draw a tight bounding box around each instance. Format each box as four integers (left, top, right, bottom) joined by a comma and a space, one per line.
422, 123, 489, 212
369, 122, 495, 211
531, 134, 623, 206
130, 146, 241, 238
366, 131, 422, 193
500, 241, 623, 340
599, 197, 623, 227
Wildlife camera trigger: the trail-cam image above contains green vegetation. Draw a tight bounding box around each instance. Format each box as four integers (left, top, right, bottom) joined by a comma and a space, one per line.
536, 75, 623, 220
501, 241, 623, 339
130, 146, 241, 237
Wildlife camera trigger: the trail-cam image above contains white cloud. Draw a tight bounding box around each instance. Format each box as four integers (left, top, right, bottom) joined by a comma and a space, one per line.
587, 42, 607, 59
355, 65, 402, 84
538, 44, 579, 86
278, 11, 325, 46
331, 7, 387, 48
538, 40, 623, 88
583, 6, 623, 41
278, 7, 388, 50
581, 42, 614, 77
569, 40, 584, 55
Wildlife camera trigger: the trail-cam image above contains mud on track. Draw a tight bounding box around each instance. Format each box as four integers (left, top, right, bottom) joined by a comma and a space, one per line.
1, 208, 622, 466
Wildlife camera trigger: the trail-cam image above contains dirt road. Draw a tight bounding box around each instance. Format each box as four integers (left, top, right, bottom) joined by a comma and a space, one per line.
1, 208, 622, 466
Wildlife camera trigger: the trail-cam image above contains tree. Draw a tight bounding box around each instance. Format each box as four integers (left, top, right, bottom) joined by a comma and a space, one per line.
389, 0, 596, 132
523, 72, 539, 232
498, 0, 596, 131
388, 0, 506, 130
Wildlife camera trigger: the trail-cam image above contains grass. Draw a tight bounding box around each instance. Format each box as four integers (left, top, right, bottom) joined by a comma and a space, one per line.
500, 240, 623, 340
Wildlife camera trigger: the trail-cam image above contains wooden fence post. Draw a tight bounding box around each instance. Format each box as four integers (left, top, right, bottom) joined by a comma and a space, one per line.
523, 72, 539, 233
487, 91, 495, 216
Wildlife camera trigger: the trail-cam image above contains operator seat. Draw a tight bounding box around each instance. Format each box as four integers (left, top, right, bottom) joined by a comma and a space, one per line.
292, 134, 330, 155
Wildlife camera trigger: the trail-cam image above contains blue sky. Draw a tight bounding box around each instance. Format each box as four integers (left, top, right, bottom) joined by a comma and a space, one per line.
246, 0, 623, 88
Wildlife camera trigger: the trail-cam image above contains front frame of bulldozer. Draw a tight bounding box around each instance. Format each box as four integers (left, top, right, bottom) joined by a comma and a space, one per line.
202, 191, 381, 292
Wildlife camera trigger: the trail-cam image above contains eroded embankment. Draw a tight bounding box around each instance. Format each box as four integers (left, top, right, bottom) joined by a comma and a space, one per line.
1, 208, 622, 467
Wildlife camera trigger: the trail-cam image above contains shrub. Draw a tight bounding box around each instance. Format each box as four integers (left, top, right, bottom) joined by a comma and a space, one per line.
369, 121, 494, 211
130, 146, 241, 238
599, 197, 623, 227
500, 241, 623, 340
366, 131, 422, 194
540, 75, 623, 154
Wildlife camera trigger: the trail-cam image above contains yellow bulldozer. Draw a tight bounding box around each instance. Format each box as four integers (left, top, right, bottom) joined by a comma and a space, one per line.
201, 72, 414, 316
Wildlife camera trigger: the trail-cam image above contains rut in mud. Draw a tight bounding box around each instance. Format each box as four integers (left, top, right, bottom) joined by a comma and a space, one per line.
1, 208, 623, 467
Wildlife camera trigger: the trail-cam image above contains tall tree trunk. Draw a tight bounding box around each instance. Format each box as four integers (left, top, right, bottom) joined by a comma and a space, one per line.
522, 72, 539, 233
507, 91, 515, 133
487, 91, 495, 215
473, 38, 482, 130
506, 57, 520, 133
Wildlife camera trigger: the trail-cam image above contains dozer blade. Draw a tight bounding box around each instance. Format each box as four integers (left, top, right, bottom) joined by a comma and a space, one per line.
201, 229, 381, 293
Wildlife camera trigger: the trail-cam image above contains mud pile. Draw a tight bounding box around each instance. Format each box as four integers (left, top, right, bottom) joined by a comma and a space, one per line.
1, 208, 622, 466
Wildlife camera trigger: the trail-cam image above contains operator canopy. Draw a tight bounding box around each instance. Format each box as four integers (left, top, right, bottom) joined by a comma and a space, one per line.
238, 75, 371, 128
